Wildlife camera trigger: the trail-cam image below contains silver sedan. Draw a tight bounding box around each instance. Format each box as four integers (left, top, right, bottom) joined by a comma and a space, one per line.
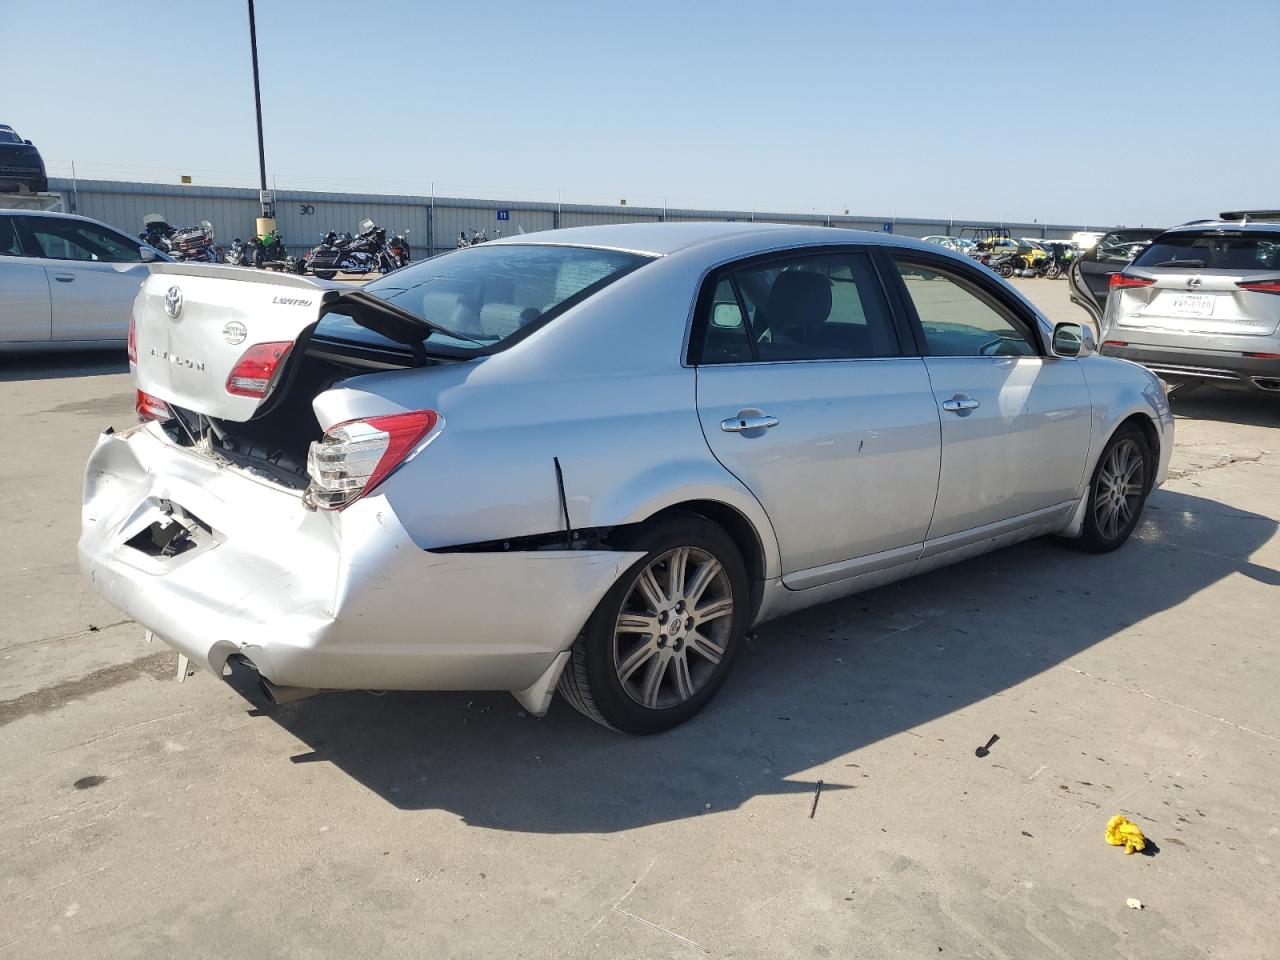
80, 223, 1173, 733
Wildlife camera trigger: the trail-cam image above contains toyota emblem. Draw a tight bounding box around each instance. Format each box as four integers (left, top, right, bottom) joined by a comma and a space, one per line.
164, 285, 184, 318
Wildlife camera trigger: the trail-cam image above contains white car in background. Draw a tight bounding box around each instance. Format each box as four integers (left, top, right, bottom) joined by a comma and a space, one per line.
0, 209, 167, 349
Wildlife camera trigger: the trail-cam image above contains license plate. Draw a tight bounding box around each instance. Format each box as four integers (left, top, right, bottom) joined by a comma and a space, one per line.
1167, 293, 1215, 317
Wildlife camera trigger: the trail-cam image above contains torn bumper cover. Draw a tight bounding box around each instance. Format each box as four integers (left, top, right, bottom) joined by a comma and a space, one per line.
78, 425, 639, 709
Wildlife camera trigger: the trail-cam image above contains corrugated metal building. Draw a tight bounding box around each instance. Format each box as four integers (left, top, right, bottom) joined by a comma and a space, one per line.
49, 178, 1105, 259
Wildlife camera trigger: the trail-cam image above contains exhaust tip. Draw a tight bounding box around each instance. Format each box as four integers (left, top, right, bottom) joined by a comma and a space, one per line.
258, 677, 322, 705
1251, 377, 1280, 392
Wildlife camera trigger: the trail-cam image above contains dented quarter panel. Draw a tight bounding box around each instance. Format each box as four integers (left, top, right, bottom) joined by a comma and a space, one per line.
79, 426, 643, 691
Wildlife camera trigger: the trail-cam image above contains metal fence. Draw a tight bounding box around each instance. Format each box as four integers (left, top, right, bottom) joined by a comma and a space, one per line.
49, 178, 1108, 259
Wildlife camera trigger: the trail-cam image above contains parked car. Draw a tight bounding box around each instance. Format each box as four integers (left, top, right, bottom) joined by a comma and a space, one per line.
79, 223, 1172, 734
0, 210, 168, 348
1097, 220, 1280, 395
0, 123, 47, 194
921, 235, 974, 253
1067, 228, 1164, 324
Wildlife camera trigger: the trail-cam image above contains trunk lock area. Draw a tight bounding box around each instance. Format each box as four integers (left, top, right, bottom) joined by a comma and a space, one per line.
124, 499, 216, 560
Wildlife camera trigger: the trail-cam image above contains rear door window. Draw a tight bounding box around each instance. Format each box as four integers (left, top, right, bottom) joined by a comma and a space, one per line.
1132, 232, 1280, 271
695, 250, 900, 363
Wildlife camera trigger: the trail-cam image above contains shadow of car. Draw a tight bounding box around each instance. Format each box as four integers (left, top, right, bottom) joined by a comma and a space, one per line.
221, 486, 1275, 834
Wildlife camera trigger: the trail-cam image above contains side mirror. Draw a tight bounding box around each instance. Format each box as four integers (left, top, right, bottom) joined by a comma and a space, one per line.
24, 139, 33, 145
1052, 321, 1095, 358
139, 246, 157, 263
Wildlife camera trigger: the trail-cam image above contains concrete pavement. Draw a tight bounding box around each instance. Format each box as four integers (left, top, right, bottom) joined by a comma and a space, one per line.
1, 280, 1277, 959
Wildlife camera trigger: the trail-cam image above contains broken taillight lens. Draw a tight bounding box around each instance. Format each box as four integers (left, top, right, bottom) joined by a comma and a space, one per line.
225, 341, 294, 398
135, 389, 173, 422
305, 410, 440, 510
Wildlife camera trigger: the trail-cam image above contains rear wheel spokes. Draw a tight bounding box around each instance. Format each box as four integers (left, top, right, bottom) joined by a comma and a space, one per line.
613, 546, 735, 710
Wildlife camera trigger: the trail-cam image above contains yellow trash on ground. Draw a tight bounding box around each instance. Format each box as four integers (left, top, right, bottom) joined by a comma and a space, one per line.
1106, 814, 1147, 854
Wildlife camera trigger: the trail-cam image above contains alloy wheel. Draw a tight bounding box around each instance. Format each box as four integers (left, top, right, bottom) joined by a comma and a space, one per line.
1094, 438, 1146, 541
612, 546, 735, 710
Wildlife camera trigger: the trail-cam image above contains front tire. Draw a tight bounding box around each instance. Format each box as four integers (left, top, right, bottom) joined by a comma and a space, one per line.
558, 516, 749, 734
313, 270, 336, 280
1074, 423, 1152, 552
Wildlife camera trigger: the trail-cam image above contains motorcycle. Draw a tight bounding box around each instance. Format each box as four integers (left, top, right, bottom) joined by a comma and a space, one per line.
138, 213, 174, 255
387, 228, 411, 268
305, 218, 404, 279
229, 226, 298, 271
987, 251, 1019, 279
168, 219, 220, 263
457, 229, 491, 248
138, 214, 221, 262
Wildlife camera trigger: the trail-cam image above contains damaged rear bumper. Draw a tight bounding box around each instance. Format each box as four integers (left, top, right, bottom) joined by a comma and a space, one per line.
78, 425, 639, 710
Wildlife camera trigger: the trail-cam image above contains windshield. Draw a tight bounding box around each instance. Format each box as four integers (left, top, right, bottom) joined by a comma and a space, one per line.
331, 243, 652, 352
1132, 231, 1280, 271
0, 128, 21, 144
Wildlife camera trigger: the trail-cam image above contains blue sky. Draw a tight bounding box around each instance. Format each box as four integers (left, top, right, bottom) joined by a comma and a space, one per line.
9, 0, 1277, 226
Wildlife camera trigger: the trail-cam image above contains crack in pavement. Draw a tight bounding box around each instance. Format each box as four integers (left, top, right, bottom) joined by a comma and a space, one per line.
1065, 664, 1280, 743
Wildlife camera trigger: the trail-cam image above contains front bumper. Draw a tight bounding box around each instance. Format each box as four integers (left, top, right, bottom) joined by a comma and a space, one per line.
1100, 342, 1280, 393
78, 424, 639, 696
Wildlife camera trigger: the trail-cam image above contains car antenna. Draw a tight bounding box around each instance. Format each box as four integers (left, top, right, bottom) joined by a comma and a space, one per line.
553, 457, 576, 546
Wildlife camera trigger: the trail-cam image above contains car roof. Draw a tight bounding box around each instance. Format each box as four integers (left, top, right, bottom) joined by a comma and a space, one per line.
489, 220, 927, 257
0, 209, 112, 226
1158, 220, 1280, 236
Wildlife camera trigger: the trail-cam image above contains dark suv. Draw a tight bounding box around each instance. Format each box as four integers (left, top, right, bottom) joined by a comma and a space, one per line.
0, 124, 48, 194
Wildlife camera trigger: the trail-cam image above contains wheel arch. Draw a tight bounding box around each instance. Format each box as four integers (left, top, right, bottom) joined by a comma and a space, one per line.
620, 497, 772, 624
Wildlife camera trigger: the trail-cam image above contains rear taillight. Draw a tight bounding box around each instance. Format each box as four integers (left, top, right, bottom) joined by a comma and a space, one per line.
1109, 274, 1154, 290
305, 410, 440, 510
1236, 280, 1280, 295
225, 341, 293, 398
127, 313, 137, 364
1244, 352, 1280, 359
135, 389, 173, 422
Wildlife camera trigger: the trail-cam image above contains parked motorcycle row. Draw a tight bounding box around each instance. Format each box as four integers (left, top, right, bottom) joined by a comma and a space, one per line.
138, 214, 411, 277
922, 231, 1083, 280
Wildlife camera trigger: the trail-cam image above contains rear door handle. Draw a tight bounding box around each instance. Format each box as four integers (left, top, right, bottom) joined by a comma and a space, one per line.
721, 414, 779, 433
941, 396, 981, 413
53, 273, 75, 282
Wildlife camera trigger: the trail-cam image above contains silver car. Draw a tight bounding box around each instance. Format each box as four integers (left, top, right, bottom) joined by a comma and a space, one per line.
1099, 220, 1280, 395
80, 223, 1173, 734
0, 210, 166, 348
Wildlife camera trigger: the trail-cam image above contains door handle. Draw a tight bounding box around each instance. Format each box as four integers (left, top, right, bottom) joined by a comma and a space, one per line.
53, 273, 75, 282
941, 396, 981, 413
721, 414, 779, 433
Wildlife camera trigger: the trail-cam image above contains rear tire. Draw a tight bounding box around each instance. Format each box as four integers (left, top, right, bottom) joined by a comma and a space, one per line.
314, 270, 336, 280
1072, 423, 1153, 553
558, 516, 749, 734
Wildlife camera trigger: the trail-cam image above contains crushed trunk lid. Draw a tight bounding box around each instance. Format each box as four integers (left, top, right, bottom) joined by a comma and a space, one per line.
133, 264, 446, 422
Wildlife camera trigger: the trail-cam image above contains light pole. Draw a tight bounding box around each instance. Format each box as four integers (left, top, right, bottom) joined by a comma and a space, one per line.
247, 0, 274, 229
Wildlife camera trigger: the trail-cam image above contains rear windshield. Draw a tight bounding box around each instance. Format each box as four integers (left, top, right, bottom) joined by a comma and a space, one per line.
348, 243, 651, 352
1132, 231, 1280, 271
